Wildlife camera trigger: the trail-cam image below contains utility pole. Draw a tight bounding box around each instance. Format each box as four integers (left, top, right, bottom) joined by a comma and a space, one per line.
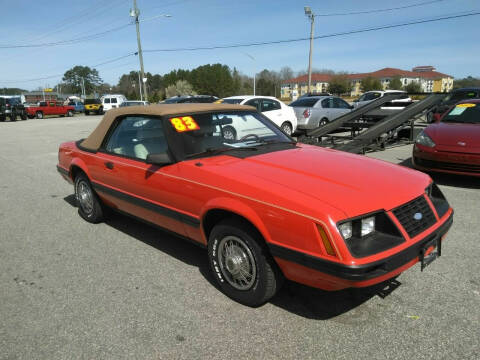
131, 0, 148, 100
304, 6, 315, 94
138, 70, 143, 101
245, 53, 256, 96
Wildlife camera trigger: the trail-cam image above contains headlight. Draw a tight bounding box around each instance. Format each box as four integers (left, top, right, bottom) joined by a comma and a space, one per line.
415, 130, 435, 147
361, 216, 375, 236
338, 222, 352, 239
337, 212, 405, 258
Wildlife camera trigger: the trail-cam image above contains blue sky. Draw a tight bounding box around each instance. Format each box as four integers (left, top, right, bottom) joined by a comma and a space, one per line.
0, 0, 479, 90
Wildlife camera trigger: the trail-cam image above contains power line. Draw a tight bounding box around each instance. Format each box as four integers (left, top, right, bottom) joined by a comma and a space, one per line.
144, 11, 480, 52
314, 0, 447, 17
0, 53, 136, 83
0, 23, 132, 49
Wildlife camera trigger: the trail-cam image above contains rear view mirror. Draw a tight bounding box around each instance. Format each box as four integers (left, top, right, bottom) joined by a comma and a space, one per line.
146, 152, 172, 166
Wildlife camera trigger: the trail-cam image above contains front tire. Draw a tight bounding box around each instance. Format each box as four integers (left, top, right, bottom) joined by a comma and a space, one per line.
74, 173, 104, 223
36, 111, 43, 119
85, 110, 89, 115
222, 125, 237, 141
208, 218, 282, 307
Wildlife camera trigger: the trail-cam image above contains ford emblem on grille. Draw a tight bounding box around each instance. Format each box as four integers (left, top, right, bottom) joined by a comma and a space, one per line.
414, 212, 423, 221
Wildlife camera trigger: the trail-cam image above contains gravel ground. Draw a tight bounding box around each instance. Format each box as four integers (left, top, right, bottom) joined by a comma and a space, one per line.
0, 115, 478, 360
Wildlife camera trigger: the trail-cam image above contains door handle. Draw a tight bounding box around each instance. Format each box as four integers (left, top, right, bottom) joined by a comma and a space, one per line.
105, 162, 114, 170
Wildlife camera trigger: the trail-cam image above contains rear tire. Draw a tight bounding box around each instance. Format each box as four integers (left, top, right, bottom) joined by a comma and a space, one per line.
207, 218, 283, 307
36, 111, 43, 119
21, 114, 27, 120
85, 111, 89, 115
67, 110, 74, 117
280, 121, 293, 136
74, 173, 104, 224
319, 118, 328, 126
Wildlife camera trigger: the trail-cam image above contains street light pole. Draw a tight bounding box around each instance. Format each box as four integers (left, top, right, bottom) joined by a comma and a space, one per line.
304, 6, 315, 94
131, 0, 148, 100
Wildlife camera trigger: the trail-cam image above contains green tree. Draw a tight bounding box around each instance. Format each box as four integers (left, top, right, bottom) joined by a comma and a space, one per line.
165, 80, 196, 98
327, 75, 352, 95
62, 65, 102, 95
388, 76, 403, 90
360, 76, 383, 92
453, 76, 480, 89
404, 81, 422, 93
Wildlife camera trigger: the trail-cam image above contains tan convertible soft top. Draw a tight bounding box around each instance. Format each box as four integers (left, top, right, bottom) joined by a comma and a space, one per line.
80, 103, 255, 151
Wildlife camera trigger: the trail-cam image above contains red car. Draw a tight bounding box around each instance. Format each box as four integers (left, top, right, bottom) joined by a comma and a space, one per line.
57, 104, 453, 306
413, 99, 480, 177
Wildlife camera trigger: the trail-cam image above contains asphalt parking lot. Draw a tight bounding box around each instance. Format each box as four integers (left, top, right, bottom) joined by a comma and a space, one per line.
1, 115, 478, 360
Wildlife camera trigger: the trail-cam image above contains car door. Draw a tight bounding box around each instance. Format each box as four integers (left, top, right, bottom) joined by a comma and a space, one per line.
260, 98, 283, 127
332, 97, 352, 120
89, 115, 191, 236
319, 98, 333, 119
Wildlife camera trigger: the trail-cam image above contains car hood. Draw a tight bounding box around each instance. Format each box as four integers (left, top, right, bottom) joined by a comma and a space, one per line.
188, 145, 430, 219
426, 122, 480, 153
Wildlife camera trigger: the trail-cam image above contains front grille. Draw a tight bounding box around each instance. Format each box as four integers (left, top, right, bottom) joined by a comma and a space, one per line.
392, 196, 436, 238
416, 158, 480, 173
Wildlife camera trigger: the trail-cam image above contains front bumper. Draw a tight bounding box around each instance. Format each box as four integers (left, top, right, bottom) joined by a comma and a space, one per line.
413, 145, 480, 177
269, 211, 453, 290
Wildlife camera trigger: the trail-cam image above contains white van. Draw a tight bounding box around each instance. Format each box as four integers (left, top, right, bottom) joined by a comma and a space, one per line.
101, 94, 126, 111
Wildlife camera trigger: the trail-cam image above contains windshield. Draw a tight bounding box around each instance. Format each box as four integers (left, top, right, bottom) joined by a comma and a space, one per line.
222, 98, 244, 104
442, 103, 480, 124
167, 111, 293, 159
85, 99, 101, 105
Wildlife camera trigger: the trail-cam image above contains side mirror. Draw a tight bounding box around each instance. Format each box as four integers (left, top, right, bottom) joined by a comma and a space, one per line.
146, 152, 173, 166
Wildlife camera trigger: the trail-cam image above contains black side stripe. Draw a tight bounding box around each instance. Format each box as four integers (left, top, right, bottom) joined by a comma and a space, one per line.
57, 165, 69, 177
92, 181, 200, 228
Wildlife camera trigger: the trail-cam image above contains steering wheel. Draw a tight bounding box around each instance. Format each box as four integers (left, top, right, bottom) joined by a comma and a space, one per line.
239, 134, 261, 142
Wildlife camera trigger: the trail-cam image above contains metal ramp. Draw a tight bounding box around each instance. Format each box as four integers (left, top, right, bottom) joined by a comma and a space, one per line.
305, 93, 405, 138
334, 93, 446, 154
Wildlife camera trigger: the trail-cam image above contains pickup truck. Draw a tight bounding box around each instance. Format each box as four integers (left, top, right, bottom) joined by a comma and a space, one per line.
26, 101, 75, 119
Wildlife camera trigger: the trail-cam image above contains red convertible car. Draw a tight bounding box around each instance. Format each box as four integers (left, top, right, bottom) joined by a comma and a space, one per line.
413, 99, 480, 177
57, 104, 453, 306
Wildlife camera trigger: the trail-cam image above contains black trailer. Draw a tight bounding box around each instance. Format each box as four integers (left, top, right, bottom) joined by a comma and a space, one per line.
299, 93, 446, 154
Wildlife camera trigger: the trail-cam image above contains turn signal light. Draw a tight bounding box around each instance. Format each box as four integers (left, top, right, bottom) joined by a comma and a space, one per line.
316, 224, 336, 256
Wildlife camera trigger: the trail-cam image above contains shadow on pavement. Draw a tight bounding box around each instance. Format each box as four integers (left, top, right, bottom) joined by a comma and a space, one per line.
63, 196, 402, 319
398, 157, 480, 189
270, 278, 401, 320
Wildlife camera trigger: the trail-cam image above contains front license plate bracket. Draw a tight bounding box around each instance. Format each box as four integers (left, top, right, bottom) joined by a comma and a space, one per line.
419, 236, 442, 271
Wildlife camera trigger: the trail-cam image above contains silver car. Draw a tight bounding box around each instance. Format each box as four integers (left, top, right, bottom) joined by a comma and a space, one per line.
289, 96, 353, 130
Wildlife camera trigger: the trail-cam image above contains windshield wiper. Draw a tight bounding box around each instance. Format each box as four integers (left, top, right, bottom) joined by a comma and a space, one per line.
185, 146, 258, 159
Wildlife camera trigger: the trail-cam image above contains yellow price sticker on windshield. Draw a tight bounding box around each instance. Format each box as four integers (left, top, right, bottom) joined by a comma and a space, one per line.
456, 103, 476, 108
170, 116, 200, 132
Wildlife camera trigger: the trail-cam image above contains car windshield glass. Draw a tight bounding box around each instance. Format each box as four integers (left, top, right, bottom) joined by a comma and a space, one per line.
168, 111, 292, 159
85, 99, 100, 105
164, 97, 186, 103
442, 103, 480, 123
289, 98, 318, 107
222, 99, 243, 104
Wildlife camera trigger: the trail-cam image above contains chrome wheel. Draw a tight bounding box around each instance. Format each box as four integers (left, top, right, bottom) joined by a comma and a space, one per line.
218, 235, 256, 290
76, 180, 93, 215
281, 122, 292, 135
